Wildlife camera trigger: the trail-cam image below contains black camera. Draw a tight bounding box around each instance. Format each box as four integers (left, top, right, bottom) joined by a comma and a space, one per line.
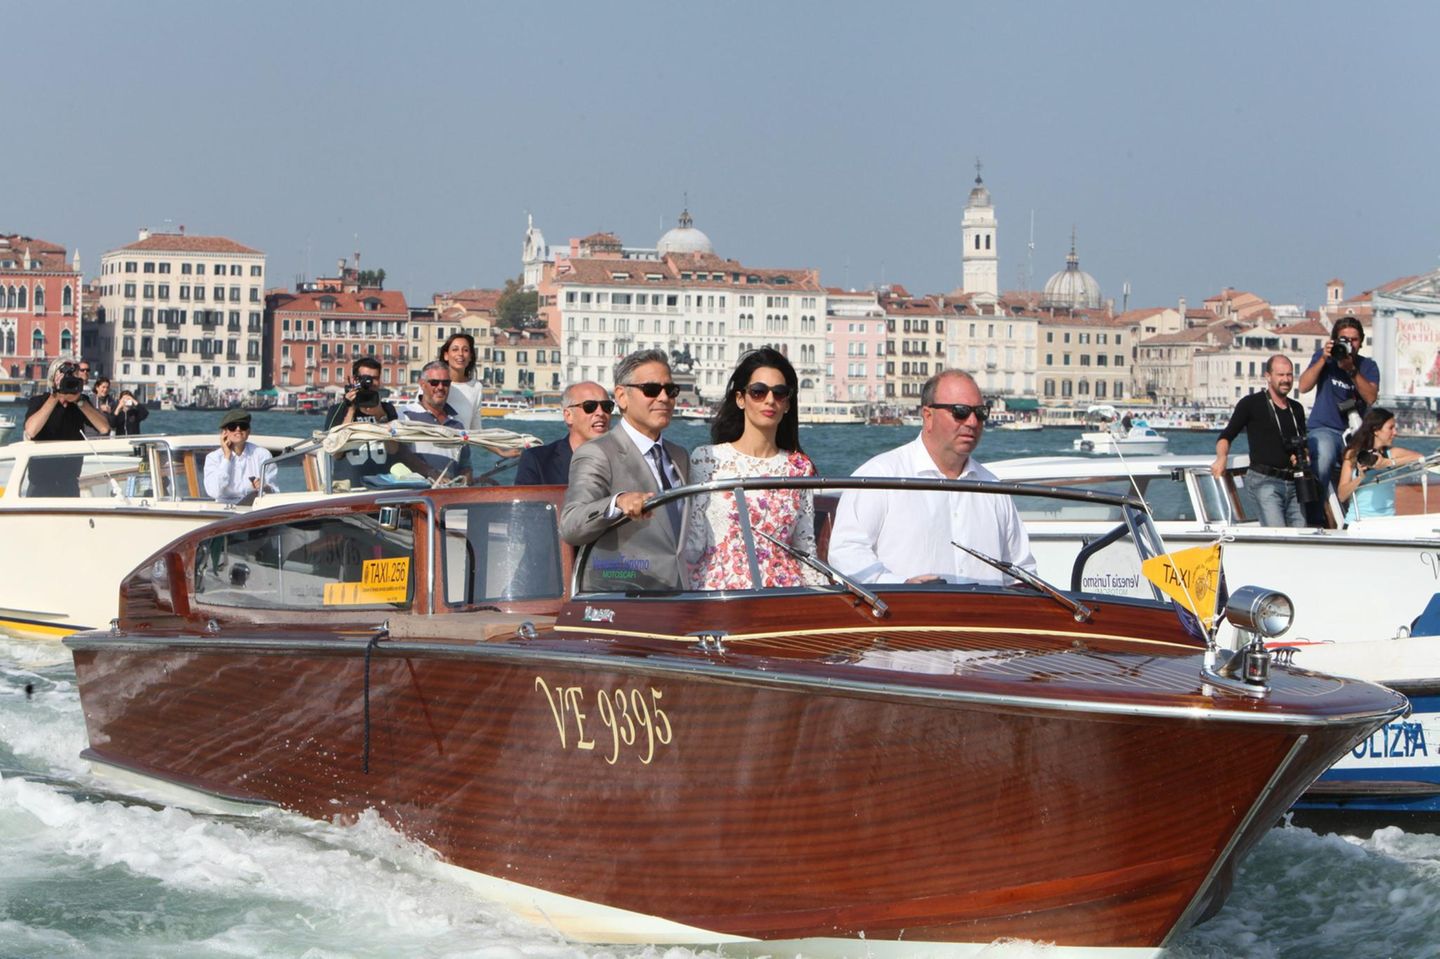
1358, 448, 1381, 468
55, 362, 85, 394
351, 374, 380, 407
1332, 336, 1355, 361
1282, 435, 1322, 504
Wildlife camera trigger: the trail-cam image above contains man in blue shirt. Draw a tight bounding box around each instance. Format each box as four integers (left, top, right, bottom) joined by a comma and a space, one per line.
401, 360, 471, 483
1299, 316, 1378, 522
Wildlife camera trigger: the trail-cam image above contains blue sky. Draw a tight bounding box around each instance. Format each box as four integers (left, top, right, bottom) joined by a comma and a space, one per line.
11, 1, 1438, 311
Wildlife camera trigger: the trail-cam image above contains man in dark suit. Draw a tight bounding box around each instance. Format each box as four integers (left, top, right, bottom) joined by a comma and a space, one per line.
515, 380, 613, 485
561, 349, 690, 591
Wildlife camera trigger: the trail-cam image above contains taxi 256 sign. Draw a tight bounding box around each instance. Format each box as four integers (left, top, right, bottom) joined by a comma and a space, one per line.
535, 677, 672, 765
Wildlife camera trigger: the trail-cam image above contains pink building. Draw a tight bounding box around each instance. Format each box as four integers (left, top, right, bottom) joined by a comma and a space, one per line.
0, 234, 82, 380
824, 288, 887, 402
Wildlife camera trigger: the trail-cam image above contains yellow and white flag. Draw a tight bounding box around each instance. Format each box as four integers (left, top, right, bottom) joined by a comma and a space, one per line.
1141, 543, 1224, 628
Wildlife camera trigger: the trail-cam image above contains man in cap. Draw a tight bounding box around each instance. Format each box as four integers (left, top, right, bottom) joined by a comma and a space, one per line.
203, 409, 278, 505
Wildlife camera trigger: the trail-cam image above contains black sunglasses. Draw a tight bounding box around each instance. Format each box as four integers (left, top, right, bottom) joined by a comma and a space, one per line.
623, 382, 680, 399
926, 402, 991, 423
424, 379, 452, 388
566, 399, 615, 414
78, 366, 91, 373
222, 423, 251, 432
743, 383, 793, 401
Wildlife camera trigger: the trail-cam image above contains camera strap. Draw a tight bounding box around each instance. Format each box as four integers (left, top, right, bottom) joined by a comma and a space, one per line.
1266, 395, 1305, 466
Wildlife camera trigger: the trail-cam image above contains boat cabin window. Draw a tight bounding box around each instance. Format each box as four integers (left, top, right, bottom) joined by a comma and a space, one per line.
152, 445, 315, 501
19, 448, 152, 500
441, 501, 564, 606
194, 511, 415, 610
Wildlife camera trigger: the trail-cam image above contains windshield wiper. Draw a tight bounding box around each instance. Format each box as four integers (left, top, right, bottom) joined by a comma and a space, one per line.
950, 540, 1093, 622
754, 528, 889, 619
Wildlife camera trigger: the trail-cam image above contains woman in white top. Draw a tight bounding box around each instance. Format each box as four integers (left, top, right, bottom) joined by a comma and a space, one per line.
683, 348, 821, 590
439, 332, 483, 430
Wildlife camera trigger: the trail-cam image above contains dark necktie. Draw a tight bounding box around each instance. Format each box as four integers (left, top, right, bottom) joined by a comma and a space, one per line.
648, 444, 682, 530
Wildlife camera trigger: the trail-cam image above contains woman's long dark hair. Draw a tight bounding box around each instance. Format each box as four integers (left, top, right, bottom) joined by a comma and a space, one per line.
1345, 406, 1394, 457
710, 348, 803, 454
438, 332, 477, 381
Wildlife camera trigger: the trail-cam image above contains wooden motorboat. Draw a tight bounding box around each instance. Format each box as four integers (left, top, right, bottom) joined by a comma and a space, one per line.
0, 423, 536, 638
65, 476, 1403, 956
989, 452, 1440, 822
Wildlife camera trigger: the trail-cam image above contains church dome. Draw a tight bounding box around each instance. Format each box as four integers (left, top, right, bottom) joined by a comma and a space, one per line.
967, 174, 991, 209
657, 208, 714, 256
1041, 234, 1102, 310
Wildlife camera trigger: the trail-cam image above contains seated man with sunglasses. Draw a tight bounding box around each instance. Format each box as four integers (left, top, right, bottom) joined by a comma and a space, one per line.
561, 349, 690, 591
203, 409, 278, 505
829, 369, 1035, 585
515, 381, 613, 485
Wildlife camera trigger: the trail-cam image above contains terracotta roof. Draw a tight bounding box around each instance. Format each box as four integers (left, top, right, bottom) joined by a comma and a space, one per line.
435, 288, 503, 312
116, 233, 262, 255
553, 253, 823, 292
270, 289, 409, 315
0, 234, 73, 271
1275, 318, 1329, 335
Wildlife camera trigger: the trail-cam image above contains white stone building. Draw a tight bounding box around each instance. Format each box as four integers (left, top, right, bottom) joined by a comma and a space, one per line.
98, 230, 266, 403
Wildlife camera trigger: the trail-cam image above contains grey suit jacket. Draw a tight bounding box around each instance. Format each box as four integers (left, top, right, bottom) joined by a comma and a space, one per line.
560, 428, 691, 591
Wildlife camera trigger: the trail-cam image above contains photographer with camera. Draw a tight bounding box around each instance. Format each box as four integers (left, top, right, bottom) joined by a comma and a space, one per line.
107, 389, 148, 436
1299, 316, 1378, 521
323, 357, 398, 429
21, 358, 114, 496
1337, 407, 1422, 521
1211, 354, 1312, 527
322, 357, 400, 489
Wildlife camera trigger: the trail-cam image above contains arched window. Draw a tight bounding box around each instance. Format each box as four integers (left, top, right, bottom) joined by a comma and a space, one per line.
17, 286, 26, 309
34, 285, 44, 310
60, 328, 73, 353
31, 329, 44, 355
5, 286, 14, 309
62, 285, 73, 309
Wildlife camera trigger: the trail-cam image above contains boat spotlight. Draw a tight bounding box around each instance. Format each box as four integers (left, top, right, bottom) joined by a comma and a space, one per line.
1223, 586, 1293, 638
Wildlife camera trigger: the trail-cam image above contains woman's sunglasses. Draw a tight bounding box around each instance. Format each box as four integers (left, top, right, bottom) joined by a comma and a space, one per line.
566, 399, 615, 414
742, 383, 793, 401
623, 382, 680, 399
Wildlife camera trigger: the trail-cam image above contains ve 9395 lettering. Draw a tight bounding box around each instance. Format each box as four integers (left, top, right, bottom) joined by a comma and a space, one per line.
535, 677, 673, 765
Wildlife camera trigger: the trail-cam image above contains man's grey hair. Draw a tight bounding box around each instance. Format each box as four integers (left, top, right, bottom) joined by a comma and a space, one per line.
420, 359, 450, 378
919, 369, 979, 407
47, 356, 79, 379
613, 349, 670, 386
562, 380, 605, 406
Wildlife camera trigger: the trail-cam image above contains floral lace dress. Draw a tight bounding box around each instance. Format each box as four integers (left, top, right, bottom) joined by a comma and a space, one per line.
684, 444, 824, 590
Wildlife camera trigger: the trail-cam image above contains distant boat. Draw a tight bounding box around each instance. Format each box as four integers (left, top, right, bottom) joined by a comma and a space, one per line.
1072, 405, 1168, 455
673, 406, 711, 422
504, 406, 563, 423
799, 402, 866, 425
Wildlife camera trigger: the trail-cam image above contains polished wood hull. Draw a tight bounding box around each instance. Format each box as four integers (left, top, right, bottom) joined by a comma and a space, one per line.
69, 590, 1404, 952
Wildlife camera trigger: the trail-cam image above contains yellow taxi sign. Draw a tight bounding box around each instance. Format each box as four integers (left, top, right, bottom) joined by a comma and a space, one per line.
322, 557, 410, 606
1141, 543, 1223, 627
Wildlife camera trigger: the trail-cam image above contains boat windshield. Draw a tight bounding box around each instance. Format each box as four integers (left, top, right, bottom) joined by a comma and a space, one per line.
572, 476, 1165, 604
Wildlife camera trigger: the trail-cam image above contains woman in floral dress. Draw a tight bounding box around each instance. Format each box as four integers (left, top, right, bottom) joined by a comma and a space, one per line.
684, 348, 823, 590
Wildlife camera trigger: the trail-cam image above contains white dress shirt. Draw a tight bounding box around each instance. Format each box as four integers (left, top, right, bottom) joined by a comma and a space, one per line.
827, 435, 1036, 584
606, 417, 681, 516
203, 442, 278, 504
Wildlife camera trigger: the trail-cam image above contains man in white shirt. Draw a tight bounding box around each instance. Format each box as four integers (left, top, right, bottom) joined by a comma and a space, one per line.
829, 369, 1035, 584
203, 409, 277, 505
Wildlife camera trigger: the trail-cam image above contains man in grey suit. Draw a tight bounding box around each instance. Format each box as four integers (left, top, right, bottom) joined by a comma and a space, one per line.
561, 348, 690, 591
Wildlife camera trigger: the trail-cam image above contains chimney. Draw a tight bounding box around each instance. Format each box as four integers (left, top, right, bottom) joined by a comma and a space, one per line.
138, 227, 150, 241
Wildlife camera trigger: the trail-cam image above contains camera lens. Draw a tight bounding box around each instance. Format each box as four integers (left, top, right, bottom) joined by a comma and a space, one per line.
1359, 449, 1379, 468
